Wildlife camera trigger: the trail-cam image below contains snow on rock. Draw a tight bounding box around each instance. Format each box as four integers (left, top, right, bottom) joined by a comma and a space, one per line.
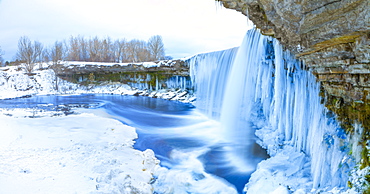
244, 146, 312, 194
0, 66, 81, 99
62, 61, 166, 68
0, 65, 195, 103
152, 148, 238, 194
0, 108, 159, 194
142, 62, 160, 68
63, 61, 129, 67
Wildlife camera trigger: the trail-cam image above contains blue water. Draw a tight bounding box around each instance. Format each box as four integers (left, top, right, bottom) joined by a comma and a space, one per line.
0, 94, 267, 193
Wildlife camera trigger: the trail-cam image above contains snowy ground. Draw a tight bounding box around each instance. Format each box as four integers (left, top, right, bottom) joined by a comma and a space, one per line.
0, 64, 237, 194
1, 64, 365, 194
0, 65, 184, 193
0, 108, 159, 193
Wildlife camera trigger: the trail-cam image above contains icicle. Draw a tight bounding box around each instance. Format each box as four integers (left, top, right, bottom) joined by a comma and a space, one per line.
189, 28, 351, 191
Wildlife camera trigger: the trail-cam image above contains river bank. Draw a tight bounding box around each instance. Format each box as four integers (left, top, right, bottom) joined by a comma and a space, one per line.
0, 64, 195, 103
0, 65, 237, 193
0, 107, 160, 193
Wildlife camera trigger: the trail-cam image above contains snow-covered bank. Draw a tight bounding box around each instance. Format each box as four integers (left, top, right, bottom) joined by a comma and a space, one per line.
0, 108, 159, 193
1, 64, 239, 193
0, 65, 195, 103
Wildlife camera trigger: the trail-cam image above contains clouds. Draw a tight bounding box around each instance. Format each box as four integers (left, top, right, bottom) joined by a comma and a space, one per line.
0, 0, 251, 61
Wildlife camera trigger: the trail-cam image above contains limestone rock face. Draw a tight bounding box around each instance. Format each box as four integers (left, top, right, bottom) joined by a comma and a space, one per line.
217, 0, 370, 102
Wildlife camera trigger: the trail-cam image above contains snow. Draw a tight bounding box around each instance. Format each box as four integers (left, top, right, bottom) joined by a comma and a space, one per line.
0, 63, 205, 193
0, 64, 195, 193
244, 146, 312, 193
0, 108, 159, 193
61, 60, 175, 68
0, 65, 195, 103
142, 62, 160, 68
152, 148, 238, 194
2, 32, 367, 192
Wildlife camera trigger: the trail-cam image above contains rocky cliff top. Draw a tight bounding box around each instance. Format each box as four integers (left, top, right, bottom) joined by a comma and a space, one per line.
217, 0, 369, 56
216, 0, 369, 105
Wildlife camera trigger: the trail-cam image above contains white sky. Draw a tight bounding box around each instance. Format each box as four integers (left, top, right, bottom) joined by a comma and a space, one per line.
0, 0, 252, 61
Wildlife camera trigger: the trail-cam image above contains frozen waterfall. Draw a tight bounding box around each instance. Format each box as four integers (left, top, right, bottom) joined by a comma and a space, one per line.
188, 29, 352, 192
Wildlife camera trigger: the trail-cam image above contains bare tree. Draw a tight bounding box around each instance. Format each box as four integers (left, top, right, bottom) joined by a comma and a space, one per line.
13, 34, 170, 66
39, 49, 49, 69
113, 39, 127, 63
87, 36, 114, 62
48, 41, 67, 91
15, 36, 44, 73
126, 39, 150, 62
101, 37, 114, 62
88, 36, 102, 62
148, 35, 165, 61
66, 35, 81, 61
34, 41, 44, 63
78, 35, 89, 61
0, 46, 4, 67
137, 41, 150, 62
49, 41, 65, 65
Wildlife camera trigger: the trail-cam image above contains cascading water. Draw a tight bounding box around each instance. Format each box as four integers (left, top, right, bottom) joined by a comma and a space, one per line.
189, 29, 352, 192
189, 47, 238, 118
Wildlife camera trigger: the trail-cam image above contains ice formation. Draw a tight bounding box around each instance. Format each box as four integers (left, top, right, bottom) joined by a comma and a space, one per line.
188, 29, 352, 192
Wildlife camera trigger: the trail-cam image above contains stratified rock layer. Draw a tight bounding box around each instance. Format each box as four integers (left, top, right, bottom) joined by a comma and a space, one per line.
217, 0, 369, 101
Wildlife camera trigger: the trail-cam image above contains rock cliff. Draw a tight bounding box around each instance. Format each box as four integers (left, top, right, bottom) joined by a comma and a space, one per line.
216, 0, 369, 102
216, 0, 370, 189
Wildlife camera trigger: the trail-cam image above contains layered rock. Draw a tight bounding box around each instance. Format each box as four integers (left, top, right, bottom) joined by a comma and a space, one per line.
216, 0, 369, 101
56, 60, 189, 76
54, 60, 192, 93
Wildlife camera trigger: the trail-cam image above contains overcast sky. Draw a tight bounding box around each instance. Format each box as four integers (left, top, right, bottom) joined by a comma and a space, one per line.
0, 0, 252, 61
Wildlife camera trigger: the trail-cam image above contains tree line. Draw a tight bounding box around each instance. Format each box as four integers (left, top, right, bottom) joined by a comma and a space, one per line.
11, 35, 169, 73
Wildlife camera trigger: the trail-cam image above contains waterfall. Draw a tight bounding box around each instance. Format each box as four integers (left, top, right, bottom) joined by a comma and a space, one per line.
189, 29, 351, 191
188, 47, 238, 119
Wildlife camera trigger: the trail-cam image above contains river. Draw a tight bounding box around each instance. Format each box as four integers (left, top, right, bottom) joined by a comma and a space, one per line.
0, 94, 268, 193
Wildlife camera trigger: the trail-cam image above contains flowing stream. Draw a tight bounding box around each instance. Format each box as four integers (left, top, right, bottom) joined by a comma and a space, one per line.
0, 94, 266, 193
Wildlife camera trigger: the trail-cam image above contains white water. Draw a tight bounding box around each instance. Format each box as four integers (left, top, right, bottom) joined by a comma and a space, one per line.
189, 47, 238, 118
189, 29, 352, 192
